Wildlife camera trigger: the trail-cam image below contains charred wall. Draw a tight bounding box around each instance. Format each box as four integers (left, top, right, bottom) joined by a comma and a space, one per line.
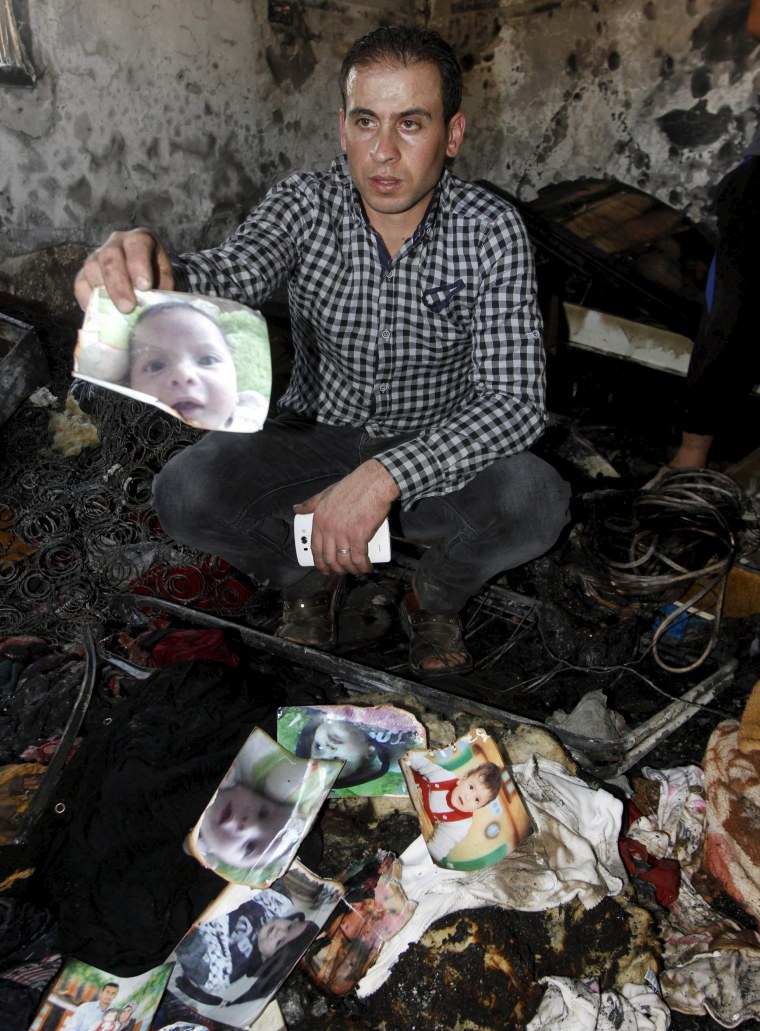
0, 0, 758, 300
446, 0, 759, 228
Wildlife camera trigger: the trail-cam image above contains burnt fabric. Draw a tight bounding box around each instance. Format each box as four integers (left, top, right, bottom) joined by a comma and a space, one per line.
703, 719, 760, 924
25, 659, 287, 975
0, 898, 61, 1031
0, 639, 85, 764
128, 627, 241, 668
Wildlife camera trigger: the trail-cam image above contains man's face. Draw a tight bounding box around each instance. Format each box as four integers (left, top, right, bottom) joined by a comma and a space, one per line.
340, 59, 465, 230
99, 985, 118, 1009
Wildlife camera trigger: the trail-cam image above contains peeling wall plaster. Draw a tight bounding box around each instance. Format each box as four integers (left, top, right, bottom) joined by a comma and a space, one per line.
0, 0, 343, 258
0, 0, 758, 267
449, 0, 760, 228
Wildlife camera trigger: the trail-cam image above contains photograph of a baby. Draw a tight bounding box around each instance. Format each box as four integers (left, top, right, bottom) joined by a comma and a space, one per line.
277, 704, 427, 797
128, 303, 268, 431
174, 889, 315, 1007
187, 727, 342, 886
74, 287, 271, 432
400, 728, 533, 870
165, 864, 343, 1028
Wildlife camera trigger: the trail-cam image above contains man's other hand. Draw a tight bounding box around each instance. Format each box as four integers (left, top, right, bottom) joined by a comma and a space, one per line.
294, 459, 400, 575
74, 228, 175, 313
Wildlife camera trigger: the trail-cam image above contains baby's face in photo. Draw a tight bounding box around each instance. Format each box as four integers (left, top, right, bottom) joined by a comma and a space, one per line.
449, 770, 491, 813
310, 721, 371, 777
200, 783, 286, 867
129, 308, 237, 428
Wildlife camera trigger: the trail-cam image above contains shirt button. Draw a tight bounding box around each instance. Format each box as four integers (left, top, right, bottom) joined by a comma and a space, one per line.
378, 383, 388, 392
386, 269, 395, 280
381, 329, 391, 340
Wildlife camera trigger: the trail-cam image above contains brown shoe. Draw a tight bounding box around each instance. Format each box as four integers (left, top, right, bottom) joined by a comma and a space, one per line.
274, 574, 345, 650
400, 590, 473, 676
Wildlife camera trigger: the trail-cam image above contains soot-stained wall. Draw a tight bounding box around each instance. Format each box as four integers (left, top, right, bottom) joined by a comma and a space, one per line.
0, 0, 758, 270
444, 0, 759, 227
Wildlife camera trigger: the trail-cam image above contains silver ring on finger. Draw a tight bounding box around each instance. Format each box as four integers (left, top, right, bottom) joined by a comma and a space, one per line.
336, 548, 351, 555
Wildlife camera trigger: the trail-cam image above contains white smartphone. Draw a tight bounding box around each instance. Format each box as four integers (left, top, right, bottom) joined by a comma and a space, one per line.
293, 514, 392, 567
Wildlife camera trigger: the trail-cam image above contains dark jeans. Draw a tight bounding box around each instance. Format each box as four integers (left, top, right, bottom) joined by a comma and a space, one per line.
681, 155, 760, 435
152, 411, 571, 612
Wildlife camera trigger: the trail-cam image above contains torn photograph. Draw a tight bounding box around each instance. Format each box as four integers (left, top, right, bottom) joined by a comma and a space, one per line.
400, 727, 533, 871
186, 726, 342, 886
277, 703, 427, 796
74, 287, 271, 432
158, 861, 343, 1029
152, 1001, 284, 1031
29, 956, 172, 1031
301, 850, 416, 997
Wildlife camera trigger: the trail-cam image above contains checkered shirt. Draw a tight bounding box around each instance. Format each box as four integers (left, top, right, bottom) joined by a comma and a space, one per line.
174, 155, 545, 505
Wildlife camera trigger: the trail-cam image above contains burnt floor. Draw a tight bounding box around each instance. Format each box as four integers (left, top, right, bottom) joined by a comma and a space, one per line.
2, 295, 760, 1030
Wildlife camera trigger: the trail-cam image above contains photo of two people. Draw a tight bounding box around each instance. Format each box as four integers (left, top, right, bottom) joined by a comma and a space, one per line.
74, 288, 271, 432
28, 958, 172, 1031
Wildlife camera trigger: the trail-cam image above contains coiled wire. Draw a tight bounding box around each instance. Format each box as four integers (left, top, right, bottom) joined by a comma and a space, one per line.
593, 468, 742, 673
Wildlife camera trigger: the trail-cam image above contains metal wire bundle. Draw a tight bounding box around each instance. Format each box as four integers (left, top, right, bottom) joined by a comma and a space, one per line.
593, 468, 743, 673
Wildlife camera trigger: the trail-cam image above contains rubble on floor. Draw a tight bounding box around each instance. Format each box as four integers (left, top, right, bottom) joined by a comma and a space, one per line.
2, 297, 760, 1030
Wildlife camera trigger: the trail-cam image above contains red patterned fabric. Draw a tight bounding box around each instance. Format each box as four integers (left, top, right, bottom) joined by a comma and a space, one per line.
129, 555, 253, 614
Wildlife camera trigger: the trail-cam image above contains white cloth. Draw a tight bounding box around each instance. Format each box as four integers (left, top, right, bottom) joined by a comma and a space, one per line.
547, 690, 627, 741
628, 765, 705, 870
659, 878, 760, 1027
526, 975, 670, 1031
358, 756, 626, 997
660, 936, 760, 1027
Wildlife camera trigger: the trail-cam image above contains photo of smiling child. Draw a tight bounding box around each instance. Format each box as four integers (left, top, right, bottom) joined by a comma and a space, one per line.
74, 287, 271, 432
400, 728, 533, 871
186, 727, 342, 887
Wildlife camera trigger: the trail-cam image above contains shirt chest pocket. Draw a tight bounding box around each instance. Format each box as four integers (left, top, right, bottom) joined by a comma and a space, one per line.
422, 279, 466, 315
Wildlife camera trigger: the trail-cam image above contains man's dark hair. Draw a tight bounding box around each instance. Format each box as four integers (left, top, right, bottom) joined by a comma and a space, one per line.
339, 25, 463, 124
